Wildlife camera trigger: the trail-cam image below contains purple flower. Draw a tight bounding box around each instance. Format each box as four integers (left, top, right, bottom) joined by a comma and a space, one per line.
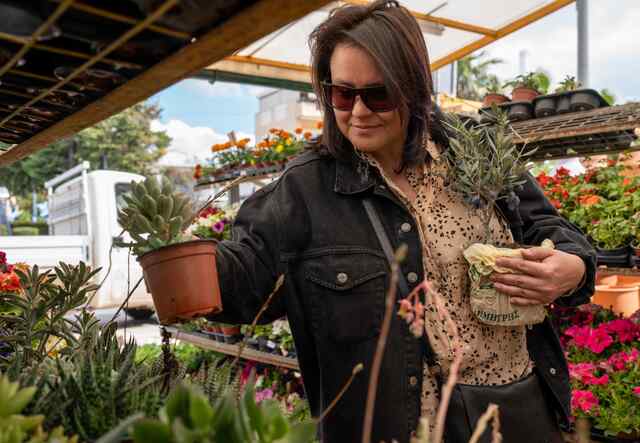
255, 388, 274, 403
212, 221, 225, 234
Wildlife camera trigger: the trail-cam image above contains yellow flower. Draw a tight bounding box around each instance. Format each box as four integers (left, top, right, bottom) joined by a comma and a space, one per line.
275, 144, 284, 153
285, 138, 292, 146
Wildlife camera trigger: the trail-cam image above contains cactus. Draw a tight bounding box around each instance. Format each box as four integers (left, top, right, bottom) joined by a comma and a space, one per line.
117, 177, 195, 256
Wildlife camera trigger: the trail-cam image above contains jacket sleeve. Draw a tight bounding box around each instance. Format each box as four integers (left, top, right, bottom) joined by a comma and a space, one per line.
517, 173, 597, 307
207, 181, 287, 325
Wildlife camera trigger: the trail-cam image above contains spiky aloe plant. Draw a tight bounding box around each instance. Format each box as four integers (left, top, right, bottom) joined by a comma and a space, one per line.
442, 108, 536, 242
117, 176, 196, 256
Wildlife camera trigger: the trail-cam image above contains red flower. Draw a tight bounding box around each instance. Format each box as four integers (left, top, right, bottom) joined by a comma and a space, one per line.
585, 327, 614, 354
536, 172, 552, 188
550, 199, 562, 209
571, 390, 599, 414
556, 166, 571, 178
0, 251, 6, 266
193, 164, 202, 180
607, 159, 617, 167
0, 271, 21, 292
578, 194, 600, 206
633, 387, 640, 398
602, 319, 639, 343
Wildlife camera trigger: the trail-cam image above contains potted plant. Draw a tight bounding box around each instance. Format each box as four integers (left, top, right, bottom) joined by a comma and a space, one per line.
443, 108, 549, 326
504, 72, 548, 102
554, 75, 582, 114
117, 176, 222, 324
482, 77, 509, 107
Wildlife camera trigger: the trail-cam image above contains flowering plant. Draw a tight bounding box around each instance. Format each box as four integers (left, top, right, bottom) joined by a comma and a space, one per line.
186, 206, 238, 241
0, 251, 21, 295
536, 156, 640, 249
549, 303, 640, 436
194, 123, 322, 180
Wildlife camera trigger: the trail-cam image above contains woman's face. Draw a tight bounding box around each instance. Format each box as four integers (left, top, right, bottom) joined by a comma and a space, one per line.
329, 43, 406, 160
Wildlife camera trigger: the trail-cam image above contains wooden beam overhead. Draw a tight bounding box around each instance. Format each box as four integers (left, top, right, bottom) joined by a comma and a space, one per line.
225, 55, 311, 73
0, 0, 332, 165
431, 0, 575, 70
341, 0, 497, 36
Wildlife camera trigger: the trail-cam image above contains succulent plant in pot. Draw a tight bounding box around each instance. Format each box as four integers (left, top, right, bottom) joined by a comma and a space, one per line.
117, 176, 222, 324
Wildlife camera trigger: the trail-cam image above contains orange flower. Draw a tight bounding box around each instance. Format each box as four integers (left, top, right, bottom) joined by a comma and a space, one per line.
623, 178, 631, 186
578, 194, 600, 206
269, 128, 280, 134
0, 271, 20, 292
304, 131, 312, 140
295, 127, 303, 134
316, 121, 323, 129
224, 141, 233, 149
237, 138, 250, 149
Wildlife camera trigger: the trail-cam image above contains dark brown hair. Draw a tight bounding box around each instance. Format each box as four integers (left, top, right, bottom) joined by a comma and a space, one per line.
309, 0, 441, 167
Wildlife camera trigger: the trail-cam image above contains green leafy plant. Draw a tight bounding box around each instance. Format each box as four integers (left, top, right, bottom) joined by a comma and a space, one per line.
0, 373, 77, 443
116, 176, 195, 256
484, 75, 504, 95
443, 108, 535, 242
104, 379, 316, 443
555, 75, 581, 93
504, 71, 550, 94
0, 262, 99, 370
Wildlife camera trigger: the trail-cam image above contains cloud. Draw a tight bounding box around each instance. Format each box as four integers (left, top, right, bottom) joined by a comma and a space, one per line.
151, 119, 254, 167
179, 78, 274, 99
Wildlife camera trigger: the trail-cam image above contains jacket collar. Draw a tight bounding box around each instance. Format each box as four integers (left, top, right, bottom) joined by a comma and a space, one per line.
333, 159, 379, 195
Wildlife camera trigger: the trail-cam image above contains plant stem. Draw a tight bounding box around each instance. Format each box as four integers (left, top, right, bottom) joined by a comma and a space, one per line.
361, 255, 400, 443
318, 363, 364, 423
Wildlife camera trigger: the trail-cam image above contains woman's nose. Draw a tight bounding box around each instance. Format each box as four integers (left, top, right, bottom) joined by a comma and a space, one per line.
351, 95, 372, 117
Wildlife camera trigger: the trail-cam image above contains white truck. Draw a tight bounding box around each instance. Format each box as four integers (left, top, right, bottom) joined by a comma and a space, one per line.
0, 161, 155, 319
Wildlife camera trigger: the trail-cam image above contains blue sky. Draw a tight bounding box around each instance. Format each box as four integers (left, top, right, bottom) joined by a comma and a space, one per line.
149, 1, 640, 167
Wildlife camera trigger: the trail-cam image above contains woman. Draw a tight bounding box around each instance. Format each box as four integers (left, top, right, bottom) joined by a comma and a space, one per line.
210, 1, 596, 442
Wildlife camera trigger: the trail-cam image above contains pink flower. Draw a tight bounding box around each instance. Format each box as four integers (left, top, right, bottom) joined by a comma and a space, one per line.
571, 390, 599, 414
602, 319, 639, 343
565, 325, 591, 348
568, 363, 609, 385
606, 349, 640, 371
255, 388, 274, 403
588, 374, 609, 385
0, 251, 6, 265
585, 327, 613, 354
212, 221, 225, 234
633, 387, 640, 397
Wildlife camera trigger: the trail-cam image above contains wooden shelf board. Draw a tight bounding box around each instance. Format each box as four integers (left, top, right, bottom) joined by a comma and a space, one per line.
165, 326, 299, 370
596, 267, 640, 277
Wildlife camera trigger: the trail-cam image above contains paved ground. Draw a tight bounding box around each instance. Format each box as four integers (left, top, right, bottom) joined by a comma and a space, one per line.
88, 308, 164, 345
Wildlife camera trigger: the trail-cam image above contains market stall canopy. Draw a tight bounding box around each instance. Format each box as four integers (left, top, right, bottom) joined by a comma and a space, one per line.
203, 0, 577, 89
0, 0, 331, 166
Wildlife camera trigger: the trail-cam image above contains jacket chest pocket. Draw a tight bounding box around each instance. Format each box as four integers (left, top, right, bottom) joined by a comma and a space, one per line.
303, 252, 387, 344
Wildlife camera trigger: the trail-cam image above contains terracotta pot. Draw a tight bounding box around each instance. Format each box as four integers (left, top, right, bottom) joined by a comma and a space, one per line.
138, 239, 222, 324
220, 324, 240, 336
482, 93, 509, 107
511, 87, 539, 102
592, 284, 640, 317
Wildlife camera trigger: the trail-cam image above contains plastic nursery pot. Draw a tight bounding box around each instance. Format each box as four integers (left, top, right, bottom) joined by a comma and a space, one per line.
138, 239, 222, 325
569, 89, 602, 112
596, 245, 633, 268
482, 93, 510, 107
507, 101, 533, 121
511, 86, 539, 102
220, 324, 242, 344
533, 95, 556, 118
556, 95, 571, 114
592, 284, 640, 318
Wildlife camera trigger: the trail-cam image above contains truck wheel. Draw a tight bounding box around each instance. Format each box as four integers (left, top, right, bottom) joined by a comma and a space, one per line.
124, 307, 155, 321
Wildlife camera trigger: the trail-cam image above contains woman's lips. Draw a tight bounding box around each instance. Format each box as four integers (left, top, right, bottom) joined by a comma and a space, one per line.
351, 124, 382, 135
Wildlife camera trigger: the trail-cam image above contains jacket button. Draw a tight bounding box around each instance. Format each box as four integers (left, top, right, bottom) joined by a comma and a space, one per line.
549, 367, 557, 376
407, 272, 418, 283
409, 376, 418, 387
400, 222, 412, 233
336, 272, 348, 284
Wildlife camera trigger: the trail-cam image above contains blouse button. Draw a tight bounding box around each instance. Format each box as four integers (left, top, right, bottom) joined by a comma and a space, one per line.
549, 367, 557, 376
336, 272, 349, 284
407, 272, 418, 283
400, 222, 412, 233
409, 376, 418, 387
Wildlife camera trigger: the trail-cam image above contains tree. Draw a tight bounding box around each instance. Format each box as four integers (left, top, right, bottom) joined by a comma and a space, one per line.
0, 102, 170, 196
456, 51, 503, 101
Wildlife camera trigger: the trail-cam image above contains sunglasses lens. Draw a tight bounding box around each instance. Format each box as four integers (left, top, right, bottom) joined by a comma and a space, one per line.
362, 86, 394, 112
329, 84, 356, 111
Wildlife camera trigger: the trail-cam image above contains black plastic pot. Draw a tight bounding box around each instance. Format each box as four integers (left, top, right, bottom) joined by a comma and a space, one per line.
570, 89, 606, 112
246, 337, 260, 350
507, 101, 534, 121
257, 336, 269, 352
596, 245, 633, 268
556, 95, 572, 114
224, 334, 242, 345
533, 96, 556, 118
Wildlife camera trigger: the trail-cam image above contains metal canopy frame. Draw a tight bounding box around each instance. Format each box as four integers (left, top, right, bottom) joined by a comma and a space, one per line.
204, 0, 576, 89
0, 0, 332, 166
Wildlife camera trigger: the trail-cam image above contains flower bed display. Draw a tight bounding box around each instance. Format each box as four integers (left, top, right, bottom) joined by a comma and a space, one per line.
549, 303, 640, 438
535, 156, 640, 266
193, 124, 322, 182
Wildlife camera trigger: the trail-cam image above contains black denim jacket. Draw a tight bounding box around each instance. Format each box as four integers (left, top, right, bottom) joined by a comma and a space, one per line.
210, 149, 596, 443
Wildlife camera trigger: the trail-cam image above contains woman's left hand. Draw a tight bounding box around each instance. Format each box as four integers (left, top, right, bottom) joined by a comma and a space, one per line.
490, 247, 586, 306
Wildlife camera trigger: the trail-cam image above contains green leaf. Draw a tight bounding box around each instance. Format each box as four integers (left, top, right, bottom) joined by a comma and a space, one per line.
131, 419, 174, 443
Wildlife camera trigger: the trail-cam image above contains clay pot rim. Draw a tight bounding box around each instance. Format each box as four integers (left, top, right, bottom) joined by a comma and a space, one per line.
137, 238, 218, 262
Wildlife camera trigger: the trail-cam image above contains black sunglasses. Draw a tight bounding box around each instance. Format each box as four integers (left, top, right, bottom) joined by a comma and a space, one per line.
321, 81, 397, 113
